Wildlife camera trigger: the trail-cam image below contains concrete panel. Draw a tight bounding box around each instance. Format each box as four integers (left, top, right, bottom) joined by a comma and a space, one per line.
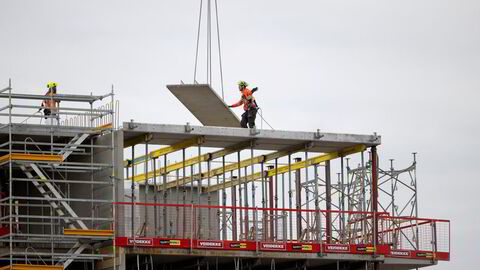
166, 84, 241, 127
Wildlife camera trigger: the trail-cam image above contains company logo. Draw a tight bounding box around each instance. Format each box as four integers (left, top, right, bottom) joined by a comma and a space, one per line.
416, 252, 433, 258
325, 245, 350, 252
198, 241, 223, 248
230, 243, 248, 249
127, 238, 153, 246
260, 243, 286, 250
391, 250, 411, 257
292, 244, 313, 251
159, 239, 181, 246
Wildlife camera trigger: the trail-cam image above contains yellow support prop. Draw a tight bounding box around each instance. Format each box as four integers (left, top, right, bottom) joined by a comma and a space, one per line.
207, 144, 366, 192
63, 228, 114, 236
155, 143, 305, 190
125, 136, 204, 167
0, 153, 63, 163
131, 140, 254, 183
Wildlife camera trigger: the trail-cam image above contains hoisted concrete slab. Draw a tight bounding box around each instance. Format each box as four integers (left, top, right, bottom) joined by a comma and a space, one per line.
166, 84, 241, 127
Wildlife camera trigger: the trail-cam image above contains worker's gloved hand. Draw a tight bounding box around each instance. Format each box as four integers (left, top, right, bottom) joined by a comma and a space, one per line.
252, 87, 258, 92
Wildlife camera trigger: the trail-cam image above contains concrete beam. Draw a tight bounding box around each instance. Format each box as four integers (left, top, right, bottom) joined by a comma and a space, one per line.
123, 122, 381, 153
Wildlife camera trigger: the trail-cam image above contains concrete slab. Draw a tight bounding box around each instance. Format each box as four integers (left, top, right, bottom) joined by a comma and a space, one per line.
122, 122, 381, 153
166, 84, 241, 127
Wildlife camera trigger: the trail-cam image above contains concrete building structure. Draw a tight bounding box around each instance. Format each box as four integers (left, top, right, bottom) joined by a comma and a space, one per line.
0, 82, 449, 270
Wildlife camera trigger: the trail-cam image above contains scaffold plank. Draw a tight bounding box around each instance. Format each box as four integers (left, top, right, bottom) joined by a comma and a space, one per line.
94, 122, 113, 131
0, 264, 64, 270
0, 153, 63, 163
166, 84, 241, 127
63, 229, 114, 236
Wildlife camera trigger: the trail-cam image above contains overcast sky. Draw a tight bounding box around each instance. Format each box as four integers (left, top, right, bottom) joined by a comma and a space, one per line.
1, 0, 478, 268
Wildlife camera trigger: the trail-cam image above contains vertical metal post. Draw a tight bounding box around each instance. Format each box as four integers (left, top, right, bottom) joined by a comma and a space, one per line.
412, 152, 419, 250
288, 154, 293, 241
237, 152, 243, 239
267, 165, 274, 240
131, 146, 135, 237
163, 154, 168, 236
153, 157, 157, 236
222, 156, 227, 240
231, 174, 237, 240
250, 143, 255, 239
207, 159, 211, 239
304, 150, 309, 241
190, 165, 194, 238
340, 156, 345, 242
294, 157, 302, 240
325, 160, 332, 243
282, 173, 286, 241
244, 166, 249, 239
371, 146, 378, 245
274, 158, 278, 240
361, 152, 367, 240
144, 140, 149, 236
175, 169, 180, 237
197, 145, 202, 238
8, 79, 12, 266
261, 162, 266, 241
182, 148, 186, 238
314, 165, 320, 242
390, 159, 396, 223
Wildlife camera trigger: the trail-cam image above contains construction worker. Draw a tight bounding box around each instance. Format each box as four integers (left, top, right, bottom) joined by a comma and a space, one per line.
228, 81, 259, 128
41, 82, 60, 125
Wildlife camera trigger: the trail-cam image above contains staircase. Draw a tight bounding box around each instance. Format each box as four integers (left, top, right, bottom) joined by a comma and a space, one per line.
57, 133, 89, 161
18, 133, 91, 269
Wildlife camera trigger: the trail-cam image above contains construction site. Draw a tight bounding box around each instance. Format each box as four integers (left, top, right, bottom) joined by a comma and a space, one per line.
0, 1, 453, 270
0, 79, 450, 270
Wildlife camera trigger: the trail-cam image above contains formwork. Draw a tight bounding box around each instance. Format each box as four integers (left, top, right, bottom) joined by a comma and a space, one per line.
117, 123, 450, 270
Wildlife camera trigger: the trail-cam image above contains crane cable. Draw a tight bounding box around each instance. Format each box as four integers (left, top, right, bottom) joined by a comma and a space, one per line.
193, 0, 274, 129
193, 0, 203, 84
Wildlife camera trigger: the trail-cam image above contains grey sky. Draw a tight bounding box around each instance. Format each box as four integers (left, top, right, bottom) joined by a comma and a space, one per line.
1, 0, 479, 268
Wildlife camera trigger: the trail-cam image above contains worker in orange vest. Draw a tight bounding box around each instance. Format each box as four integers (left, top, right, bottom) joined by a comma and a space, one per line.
228, 81, 259, 128
41, 82, 60, 125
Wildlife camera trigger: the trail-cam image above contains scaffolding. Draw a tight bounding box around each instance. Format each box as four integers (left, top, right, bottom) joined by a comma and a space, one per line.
0, 80, 118, 269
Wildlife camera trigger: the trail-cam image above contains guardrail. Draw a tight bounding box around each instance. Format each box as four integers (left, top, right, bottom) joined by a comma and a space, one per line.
114, 202, 450, 261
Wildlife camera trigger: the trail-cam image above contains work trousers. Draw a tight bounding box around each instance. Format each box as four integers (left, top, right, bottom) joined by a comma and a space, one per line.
43, 109, 59, 126
240, 107, 257, 128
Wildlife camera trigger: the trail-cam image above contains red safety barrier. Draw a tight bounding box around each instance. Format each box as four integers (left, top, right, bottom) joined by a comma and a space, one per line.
114, 202, 450, 261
